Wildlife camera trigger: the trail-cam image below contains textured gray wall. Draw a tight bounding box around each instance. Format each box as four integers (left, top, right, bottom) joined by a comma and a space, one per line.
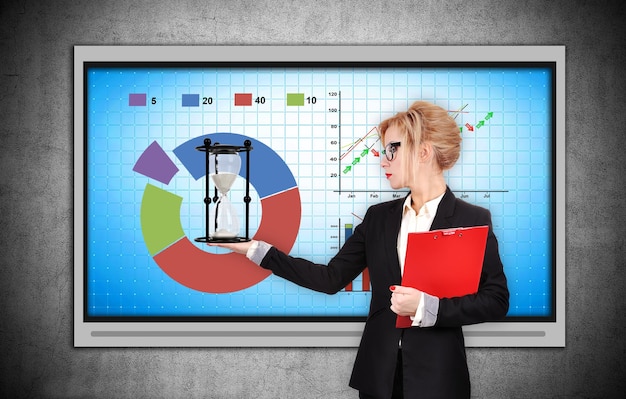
1, 0, 625, 397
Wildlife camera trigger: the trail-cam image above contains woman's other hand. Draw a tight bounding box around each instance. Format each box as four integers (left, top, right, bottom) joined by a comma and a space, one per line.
389, 285, 422, 316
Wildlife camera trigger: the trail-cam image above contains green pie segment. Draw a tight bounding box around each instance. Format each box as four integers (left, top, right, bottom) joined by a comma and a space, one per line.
140, 183, 185, 255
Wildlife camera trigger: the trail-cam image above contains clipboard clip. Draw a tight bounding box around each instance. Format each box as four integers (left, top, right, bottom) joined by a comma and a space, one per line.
434, 229, 463, 239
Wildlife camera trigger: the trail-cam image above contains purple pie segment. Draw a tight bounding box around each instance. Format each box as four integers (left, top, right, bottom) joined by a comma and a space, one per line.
133, 141, 179, 185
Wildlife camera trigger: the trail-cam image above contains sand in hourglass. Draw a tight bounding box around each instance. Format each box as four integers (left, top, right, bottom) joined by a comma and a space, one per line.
211, 173, 239, 238
212, 173, 237, 194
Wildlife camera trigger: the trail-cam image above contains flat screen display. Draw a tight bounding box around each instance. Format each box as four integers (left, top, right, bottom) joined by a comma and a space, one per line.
74, 46, 565, 346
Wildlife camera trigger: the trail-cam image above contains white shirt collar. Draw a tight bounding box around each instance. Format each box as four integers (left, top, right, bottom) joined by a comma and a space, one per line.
402, 191, 445, 218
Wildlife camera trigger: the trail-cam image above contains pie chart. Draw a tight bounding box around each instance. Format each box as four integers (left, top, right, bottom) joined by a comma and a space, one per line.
135, 133, 301, 293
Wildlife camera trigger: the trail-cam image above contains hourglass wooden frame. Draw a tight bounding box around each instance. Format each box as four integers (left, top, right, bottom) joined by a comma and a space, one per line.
194, 138, 253, 243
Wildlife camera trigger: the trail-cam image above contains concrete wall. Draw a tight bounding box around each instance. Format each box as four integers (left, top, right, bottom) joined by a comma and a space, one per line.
1, 0, 624, 397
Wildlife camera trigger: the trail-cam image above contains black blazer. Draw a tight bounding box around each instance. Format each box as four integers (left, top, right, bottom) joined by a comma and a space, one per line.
259, 187, 509, 398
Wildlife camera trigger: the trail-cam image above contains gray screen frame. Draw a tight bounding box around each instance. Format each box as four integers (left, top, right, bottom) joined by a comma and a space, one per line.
74, 45, 565, 347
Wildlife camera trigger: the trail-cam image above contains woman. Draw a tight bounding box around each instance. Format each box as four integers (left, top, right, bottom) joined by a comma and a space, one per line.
213, 100, 509, 398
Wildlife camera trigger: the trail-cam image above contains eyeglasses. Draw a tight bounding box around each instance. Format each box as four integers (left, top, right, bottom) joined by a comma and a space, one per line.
381, 141, 401, 161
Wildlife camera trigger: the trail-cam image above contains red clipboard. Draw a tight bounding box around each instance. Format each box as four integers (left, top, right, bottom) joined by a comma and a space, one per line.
396, 225, 489, 328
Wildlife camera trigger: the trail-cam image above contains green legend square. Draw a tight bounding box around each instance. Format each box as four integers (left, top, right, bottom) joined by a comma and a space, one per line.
286, 93, 305, 106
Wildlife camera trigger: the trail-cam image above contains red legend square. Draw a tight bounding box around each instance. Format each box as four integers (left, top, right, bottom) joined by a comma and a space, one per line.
234, 93, 253, 106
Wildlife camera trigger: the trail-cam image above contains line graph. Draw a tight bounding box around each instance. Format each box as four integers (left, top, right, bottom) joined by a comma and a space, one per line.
340, 127, 381, 175
340, 127, 380, 161
333, 95, 507, 199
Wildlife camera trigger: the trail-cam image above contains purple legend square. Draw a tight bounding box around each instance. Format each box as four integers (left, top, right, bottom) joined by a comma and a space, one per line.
129, 93, 147, 106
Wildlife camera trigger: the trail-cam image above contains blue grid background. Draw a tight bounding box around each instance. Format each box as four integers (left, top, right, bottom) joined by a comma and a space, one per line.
86, 65, 552, 318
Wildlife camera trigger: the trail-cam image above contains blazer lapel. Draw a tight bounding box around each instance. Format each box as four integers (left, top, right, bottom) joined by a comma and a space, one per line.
385, 188, 456, 281
385, 196, 405, 282
430, 186, 456, 230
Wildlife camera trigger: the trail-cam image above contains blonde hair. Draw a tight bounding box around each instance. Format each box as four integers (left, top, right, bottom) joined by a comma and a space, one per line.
379, 101, 461, 180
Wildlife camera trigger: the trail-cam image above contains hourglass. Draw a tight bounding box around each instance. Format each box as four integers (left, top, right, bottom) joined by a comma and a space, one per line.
194, 138, 253, 243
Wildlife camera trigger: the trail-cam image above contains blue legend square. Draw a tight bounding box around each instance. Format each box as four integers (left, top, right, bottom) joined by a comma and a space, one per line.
181, 94, 199, 107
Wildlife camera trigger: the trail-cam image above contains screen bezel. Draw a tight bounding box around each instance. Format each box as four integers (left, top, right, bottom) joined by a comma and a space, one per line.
74, 45, 565, 347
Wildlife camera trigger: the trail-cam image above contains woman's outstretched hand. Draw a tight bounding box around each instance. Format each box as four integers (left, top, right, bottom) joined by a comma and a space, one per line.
208, 240, 256, 255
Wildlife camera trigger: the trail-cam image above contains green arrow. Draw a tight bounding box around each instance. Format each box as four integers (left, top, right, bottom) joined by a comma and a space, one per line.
476, 120, 485, 129
343, 165, 352, 174
485, 112, 493, 120
352, 157, 360, 165
361, 148, 369, 157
